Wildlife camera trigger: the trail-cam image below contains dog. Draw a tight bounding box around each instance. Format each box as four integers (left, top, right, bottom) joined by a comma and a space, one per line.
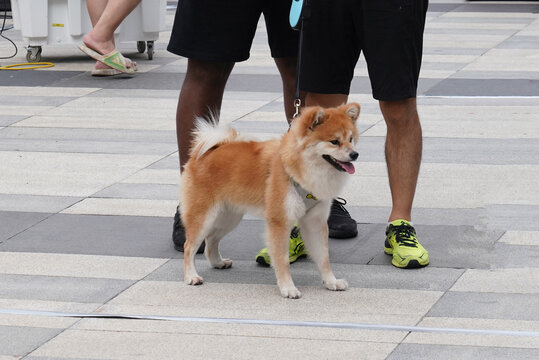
180, 102, 360, 299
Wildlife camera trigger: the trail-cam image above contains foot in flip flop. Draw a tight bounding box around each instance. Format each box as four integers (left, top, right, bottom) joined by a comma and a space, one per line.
80, 33, 137, 75
92, 60, 137, 76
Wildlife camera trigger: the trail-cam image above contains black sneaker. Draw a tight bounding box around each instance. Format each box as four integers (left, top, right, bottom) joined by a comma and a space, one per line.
172, 206, 204, 253
328, 198, 358, 238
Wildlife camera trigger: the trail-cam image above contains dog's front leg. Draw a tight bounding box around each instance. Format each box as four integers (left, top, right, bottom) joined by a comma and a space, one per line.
267, 221, 301, 299
299, 204, 348, 292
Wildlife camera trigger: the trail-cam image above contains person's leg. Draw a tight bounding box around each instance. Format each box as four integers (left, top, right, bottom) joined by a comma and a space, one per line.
83, 0, 141, 55
176, 59, 235, 171
274, 57, 299, 122
380, 98, 422, 222
84, 0, 140, 70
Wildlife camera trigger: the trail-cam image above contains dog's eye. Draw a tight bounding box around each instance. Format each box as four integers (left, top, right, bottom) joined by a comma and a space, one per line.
330, 139, 340, 146
350, 137, 353, 142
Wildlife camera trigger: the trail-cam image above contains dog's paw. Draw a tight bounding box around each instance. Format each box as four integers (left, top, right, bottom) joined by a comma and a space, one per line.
185, 275, 204, 285
213, 258, 232, 269
324, 278, 348, 291
280, 286, 302, 299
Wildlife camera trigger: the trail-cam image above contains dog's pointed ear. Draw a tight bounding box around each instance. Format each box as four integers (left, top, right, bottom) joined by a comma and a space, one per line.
346, 103, 360, 123
309, 109, 325, 130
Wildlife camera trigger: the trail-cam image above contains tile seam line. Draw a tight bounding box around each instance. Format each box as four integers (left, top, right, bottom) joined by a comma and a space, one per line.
2, 308, 539, 338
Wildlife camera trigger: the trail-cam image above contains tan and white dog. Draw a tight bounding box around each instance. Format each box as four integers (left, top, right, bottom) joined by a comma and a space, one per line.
180, 103, 360, 298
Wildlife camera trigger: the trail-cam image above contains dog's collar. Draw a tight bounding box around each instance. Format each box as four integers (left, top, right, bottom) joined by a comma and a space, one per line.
291, 179, 320, 211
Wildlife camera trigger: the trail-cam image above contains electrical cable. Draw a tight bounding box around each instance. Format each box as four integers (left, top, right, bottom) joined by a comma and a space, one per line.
0, 0, 17, 59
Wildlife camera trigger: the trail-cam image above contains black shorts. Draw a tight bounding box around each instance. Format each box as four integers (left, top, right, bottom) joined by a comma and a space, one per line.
167, 0, 299, 62
299, 0, 428, 101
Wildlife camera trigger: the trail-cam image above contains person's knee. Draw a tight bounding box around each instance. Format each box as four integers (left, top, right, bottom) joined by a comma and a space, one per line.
186, 59, 234, 88
380, 98, 419, 129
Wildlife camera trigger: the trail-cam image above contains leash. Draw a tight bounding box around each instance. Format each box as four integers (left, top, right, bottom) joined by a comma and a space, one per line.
290, 0, 311, 119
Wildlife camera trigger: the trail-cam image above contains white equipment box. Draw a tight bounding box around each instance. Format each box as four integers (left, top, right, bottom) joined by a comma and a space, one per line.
10, 0, 166, 62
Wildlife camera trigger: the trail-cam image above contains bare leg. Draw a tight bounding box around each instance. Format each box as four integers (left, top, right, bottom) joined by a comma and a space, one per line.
274, 57, 301, 123
84, 0, 140, 69
380, 98, 422, 222
177, 59, 234, 171
305, 93, 348, 108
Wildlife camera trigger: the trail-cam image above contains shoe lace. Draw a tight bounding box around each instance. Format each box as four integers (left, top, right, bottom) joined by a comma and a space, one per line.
332, 197, 351, 216
390, 222, 418, 248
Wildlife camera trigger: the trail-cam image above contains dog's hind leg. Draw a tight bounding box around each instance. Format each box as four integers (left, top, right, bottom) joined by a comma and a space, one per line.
205, 208, 243, 269
299, 203, 348, 292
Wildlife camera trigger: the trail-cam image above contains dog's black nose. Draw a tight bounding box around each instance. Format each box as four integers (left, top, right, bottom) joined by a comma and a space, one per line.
349, 151, 359, 161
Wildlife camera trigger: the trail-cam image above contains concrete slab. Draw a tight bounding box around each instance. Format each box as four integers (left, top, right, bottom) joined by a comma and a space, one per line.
146, 259, 464, 292
29, 328, 398, 360
0, 195, 81, 213
0, 211, 50, 242
0, 252, 167, 280
387, 344, 539, 360
425, 79, 539, 97
0, 114, 28, 126
0, 326, 63, 359
0, 214, 177, 258
427, 291, 539, 321
0, 274, 133, 303
93, 183, 178, 200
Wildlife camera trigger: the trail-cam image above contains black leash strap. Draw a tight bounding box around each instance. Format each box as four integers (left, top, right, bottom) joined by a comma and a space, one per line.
293, 19, 304, 119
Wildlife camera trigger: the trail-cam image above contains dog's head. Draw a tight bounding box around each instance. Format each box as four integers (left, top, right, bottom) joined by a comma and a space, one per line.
288, 102, 360, 175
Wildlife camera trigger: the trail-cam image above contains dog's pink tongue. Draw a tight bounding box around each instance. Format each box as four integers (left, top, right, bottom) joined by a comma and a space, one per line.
338, 161, 355, 174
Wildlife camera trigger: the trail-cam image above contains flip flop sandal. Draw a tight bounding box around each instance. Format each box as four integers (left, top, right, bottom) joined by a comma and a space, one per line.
79, 44, 135, 75
91, 58, 138, 76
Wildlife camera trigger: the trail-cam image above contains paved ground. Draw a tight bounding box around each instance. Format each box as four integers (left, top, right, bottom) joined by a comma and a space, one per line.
1, 0, 539, 359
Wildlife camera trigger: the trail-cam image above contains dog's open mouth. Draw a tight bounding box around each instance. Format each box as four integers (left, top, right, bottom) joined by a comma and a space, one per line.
322, 155, 355, 174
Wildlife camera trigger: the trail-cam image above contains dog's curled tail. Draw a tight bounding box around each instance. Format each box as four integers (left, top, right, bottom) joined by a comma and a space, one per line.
190, 112, 239, 160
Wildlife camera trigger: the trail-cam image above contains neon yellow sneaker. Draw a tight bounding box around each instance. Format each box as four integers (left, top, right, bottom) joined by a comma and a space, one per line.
384, 219, 429, 268
256, 226, 307, 266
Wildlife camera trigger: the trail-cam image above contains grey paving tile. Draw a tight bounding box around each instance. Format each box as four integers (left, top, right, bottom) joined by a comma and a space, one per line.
93, 183, 178, 200
423, 47, 488, 56
497, 36, 539, 49
0, 213, 179, 258
0, 127, 176, 144
147, 258, 464, 291
0, 138, 176, 155
146, 153, 179, 170
0, 194, 82, 213
349, 206, 487, 228
233, 120, 289, 134
491, 242, 539, 268
433, 16, 534, 24
0, 211, 50, 242
0, 274, 133, 303
0, 114, 28, 126
454, 3, 539, 14
486, 205, 539, 231
0, 95, 75, 107
358, 137, 539, 165
0, 70, 84, 87
387, 343, 539, 360
0, 326, 63, 358
26, 357, 107, 360
427, 291, 539, 321
451, 70, 539, 80
369, 225, 503, 269
426, 79, 539, 96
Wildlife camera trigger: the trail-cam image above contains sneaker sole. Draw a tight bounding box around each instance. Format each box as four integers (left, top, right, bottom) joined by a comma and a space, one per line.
256, 255, 271, 267
256, 253, 307, 267
384, 244, 429, 269
329, 228, 358, 239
